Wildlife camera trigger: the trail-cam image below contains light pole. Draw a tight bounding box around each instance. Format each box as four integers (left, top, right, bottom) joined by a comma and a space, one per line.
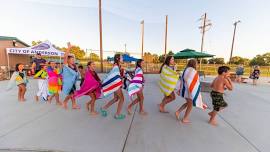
229, 20, 241, 64
141, 20, 144, 59
99, 0, 104, 72
164, 15, 168, 58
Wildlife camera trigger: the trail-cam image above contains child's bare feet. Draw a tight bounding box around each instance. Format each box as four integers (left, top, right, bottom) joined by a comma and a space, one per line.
62, 102, 68, 109
208, 112, 213, 117
158, 104, 168, 113
47, 98, 52, 104
208, 120, 218, 126
72, 104, 80, 110
175, 111, 180, 120
90, 111, 99, 116
35, 96, 39, 102
139, 111, 148, 116
86, 103, 90, 111
56, 101, 62, 106
181, 119, 191, 124
127, 106, 132, 115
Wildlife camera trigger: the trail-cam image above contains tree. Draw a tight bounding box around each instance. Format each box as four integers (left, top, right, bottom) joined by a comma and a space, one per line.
249, 54, 268, 66
262, 52, 270, 65
158, 54, 165, 63
168, 50, 174, 56
152, 54, 160, 63
143, 52, 160, 63
230, 56, 250, 65
249, 52, 270, 66
208, 58, 225, 64
89, 53, 100, 61
198, 59, 208, 64
158, 51, 175, 63
62, 45, 85, 60
32, 40, 42, 46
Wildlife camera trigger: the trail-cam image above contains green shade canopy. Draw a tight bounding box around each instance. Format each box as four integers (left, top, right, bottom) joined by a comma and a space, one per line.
174, 48, 214, 59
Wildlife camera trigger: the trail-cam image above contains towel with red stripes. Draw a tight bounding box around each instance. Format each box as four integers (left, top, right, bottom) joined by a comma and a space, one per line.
179, 67, 207, 109
102, 65, 123, 97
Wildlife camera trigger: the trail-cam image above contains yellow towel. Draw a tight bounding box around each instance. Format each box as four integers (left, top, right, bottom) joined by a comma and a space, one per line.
159, 65, 179, 96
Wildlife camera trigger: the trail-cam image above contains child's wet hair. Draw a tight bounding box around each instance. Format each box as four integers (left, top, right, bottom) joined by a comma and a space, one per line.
41, 65, 46, 69
218, 66, 230, 75
15, 63, 23, 71
68, 55, 74, 60
87, 61, 93, 66
78, 64, 84, 69
48, 61, 55, 65
136, 59, 144, 68
187, 59, 197, 69
114, 54, 121, 65
159, 55, 173, 73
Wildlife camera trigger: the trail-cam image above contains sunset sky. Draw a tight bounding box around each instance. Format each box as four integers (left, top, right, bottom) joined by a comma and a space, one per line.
1, 0, 269, 60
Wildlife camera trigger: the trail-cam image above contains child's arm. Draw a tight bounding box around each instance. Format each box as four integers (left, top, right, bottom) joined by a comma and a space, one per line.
34, 70, 42, 79
224, 77, 233, 91
64, 42, 71, 65
31, 62, 36, 74
210, 78, 215, 88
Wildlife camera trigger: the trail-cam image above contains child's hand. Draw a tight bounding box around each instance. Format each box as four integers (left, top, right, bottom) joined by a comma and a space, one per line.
66, 42, 72, 52
176, 90, 180, 96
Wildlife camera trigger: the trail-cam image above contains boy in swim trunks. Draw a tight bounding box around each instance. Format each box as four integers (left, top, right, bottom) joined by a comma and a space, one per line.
208, 66, 233, 126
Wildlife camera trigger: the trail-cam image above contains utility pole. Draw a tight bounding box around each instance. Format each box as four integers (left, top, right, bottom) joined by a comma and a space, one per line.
199, 13, 212, 70
164, 15, 168, 58
99, 0, 104, 72
124, 43, 127, 53
229, 20, 241, 64
141, 20, 144, 59
200, 13, 207, 53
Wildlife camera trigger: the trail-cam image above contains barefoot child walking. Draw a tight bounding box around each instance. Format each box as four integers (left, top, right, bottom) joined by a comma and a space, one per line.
127, 59, 147, 115
208, 66, 233, 126
100, 54, 126, 119
158, 56, 179, 113
34, 64, 49, 102
176, 59, 207, 124
47, 61, 62, 105
74, 61, 102, 115
62, 42, 80, 110
7, 63, 28, 102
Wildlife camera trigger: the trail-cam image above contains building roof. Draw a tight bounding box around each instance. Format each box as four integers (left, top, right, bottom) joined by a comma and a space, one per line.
0, 36, 30, 47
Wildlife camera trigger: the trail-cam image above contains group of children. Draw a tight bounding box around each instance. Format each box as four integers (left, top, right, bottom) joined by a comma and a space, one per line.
7, 45, 234, 126
158, 56, 233, 126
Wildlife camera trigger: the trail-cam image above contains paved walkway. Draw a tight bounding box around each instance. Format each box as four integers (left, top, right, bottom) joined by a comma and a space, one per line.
0, 75, 269, 152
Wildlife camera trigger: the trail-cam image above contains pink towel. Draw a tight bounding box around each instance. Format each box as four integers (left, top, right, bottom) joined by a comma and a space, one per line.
74, 69, 101, 99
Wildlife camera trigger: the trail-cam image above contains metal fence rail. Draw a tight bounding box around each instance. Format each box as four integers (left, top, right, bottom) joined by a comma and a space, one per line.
83, 62, 270, 77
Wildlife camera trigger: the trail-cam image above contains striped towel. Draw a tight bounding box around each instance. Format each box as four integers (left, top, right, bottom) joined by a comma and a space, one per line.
102, 65, 122, 97
179, 67, 207, 109
159, 65, 179, 96
128, 67, 144, 97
